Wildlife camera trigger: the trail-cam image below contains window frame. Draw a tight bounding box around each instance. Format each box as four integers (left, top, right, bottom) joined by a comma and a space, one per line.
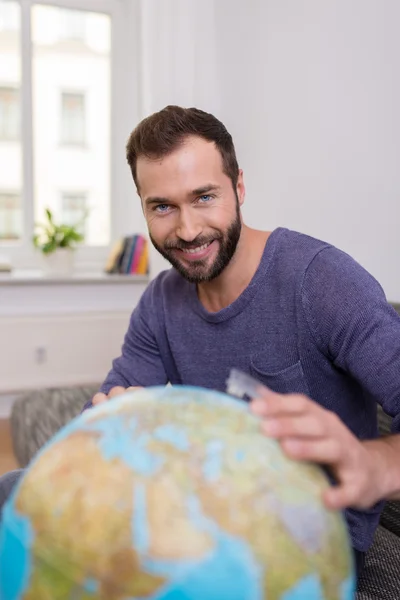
1, 0, 137, 272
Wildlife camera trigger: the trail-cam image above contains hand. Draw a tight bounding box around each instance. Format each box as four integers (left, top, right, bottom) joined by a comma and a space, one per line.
251, 390, 383, 510
92, 386, 143, 406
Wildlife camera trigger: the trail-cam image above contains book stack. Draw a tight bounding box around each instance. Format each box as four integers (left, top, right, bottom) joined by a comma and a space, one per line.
105, 234, 149, 275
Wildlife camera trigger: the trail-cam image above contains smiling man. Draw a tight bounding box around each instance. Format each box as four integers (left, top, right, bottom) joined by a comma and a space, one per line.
1, 106, 400, 581
131, 114, 259, 299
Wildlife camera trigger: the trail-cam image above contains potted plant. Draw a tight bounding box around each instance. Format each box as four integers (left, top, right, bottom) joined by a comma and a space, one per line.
33, 208, 85, 276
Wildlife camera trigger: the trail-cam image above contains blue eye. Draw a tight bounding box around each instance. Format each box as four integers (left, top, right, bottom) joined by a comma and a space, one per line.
154, 204, 170, 213
199, 195, 212, 203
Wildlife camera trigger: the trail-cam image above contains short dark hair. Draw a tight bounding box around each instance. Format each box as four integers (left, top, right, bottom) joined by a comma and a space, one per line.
126, 105, 239, 190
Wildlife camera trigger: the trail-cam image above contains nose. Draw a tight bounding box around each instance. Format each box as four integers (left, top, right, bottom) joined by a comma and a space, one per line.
176, 207, 202, 242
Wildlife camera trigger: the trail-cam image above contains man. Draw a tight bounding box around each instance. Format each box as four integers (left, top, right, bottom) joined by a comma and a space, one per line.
1, 106, 400, 578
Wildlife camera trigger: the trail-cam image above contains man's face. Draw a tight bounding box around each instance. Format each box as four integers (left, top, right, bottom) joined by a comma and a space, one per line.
137, 136, 245, 283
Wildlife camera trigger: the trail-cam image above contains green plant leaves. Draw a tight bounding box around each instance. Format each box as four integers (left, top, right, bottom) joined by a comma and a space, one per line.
45, 208, 54, 224
33, 208, 86, 254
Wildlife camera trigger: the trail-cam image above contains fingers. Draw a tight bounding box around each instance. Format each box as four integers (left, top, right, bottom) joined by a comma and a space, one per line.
280, 437, 340, 464
92, 392, 108, 406
252, 394, 343, 441
323, 486, 352, 510
92, 386, 143, 406
323, 484, 371, 511
251, 392, 372, 511
108, 386, 128, 399
251, 393, 312, 418
261, 414, 327, 439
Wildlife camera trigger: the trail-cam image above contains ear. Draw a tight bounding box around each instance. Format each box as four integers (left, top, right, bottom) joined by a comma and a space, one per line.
236, 169, 245, 207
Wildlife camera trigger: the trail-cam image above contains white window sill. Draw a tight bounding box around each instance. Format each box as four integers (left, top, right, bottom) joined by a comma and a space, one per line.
0, 269, 149, 286
0, 270, 149, 316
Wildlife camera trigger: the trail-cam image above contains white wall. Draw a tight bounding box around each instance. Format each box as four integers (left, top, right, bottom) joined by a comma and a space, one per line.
214, 0, 400, 302
137, 0, 221, 278
110, 0, 145, 244
0, 312, 129, 391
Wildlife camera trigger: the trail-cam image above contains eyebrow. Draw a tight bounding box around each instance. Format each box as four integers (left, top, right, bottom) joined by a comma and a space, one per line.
145, 184, 221, 206
145, 196, 170, 206
192, 184, 221, 196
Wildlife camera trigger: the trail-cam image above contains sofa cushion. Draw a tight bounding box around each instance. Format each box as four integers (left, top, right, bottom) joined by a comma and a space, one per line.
10, 386, 98, 467
357, 525, 400, 599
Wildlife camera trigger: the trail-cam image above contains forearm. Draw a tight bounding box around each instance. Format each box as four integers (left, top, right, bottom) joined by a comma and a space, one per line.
363, 435, 400, 502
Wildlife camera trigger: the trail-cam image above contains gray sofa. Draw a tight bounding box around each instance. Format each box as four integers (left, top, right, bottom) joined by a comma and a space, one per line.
10, 385, 98, 468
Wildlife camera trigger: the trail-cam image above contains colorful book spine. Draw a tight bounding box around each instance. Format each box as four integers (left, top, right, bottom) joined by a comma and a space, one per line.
136, 238, 149, 274
104, 234, 149, 275
130, 235, 144, 274
125, 235, 138, 274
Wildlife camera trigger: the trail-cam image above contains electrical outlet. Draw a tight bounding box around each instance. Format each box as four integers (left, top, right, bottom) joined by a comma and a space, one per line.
34, 346, 47, 364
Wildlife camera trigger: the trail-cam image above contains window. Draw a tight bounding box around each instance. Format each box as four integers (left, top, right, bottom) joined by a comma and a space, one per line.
32, 4, 111, 246
0, 87, 20, 140
60, 92, 85, 145
59, 8, 86, 41
0, 191, 21, 240
0, 1, 22, 242
0, 0, 118, 260
0, 1, 19, 31
61, 191, 86, 235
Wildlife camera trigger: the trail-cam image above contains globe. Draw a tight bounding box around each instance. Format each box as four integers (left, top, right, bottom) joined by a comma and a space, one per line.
0, 386, 355, 599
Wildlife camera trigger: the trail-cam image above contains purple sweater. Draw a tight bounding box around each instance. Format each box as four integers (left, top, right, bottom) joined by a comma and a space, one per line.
87, 227, 400, 552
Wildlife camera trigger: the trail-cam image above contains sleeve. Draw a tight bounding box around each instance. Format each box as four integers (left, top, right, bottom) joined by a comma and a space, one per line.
302, 247, 400, 433
82, 281, 168, 411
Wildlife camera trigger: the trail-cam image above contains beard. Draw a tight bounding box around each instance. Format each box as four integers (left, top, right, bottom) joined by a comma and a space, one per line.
149, 201, 242, 284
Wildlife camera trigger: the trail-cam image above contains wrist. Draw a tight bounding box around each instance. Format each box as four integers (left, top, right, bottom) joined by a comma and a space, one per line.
363, 438, 400, 502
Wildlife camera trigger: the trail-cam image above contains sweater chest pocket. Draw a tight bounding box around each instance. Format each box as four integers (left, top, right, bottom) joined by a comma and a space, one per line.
250, 357, 310, 397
